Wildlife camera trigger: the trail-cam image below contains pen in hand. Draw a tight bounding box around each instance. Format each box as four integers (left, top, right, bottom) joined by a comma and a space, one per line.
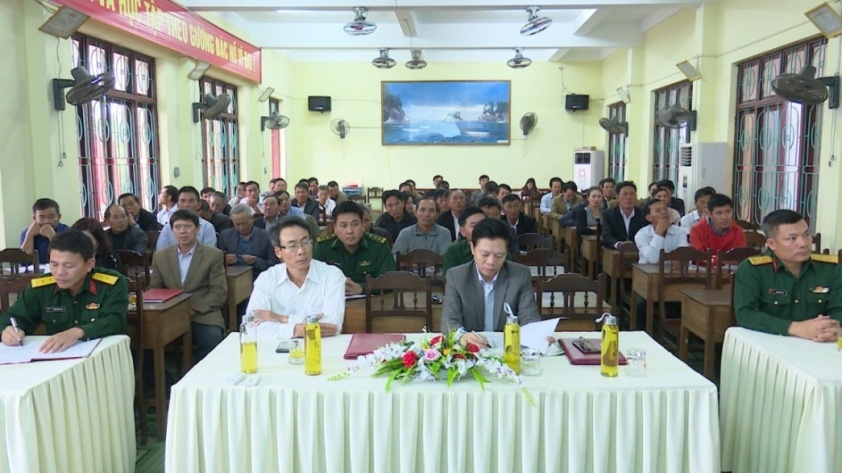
9, 317, 23, 346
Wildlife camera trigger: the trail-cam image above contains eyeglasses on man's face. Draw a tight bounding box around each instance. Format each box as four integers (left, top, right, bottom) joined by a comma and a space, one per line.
280, 238, 313, 252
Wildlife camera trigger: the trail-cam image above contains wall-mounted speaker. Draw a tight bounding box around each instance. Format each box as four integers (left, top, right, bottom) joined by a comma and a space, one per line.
308, 96, 331, 112
565, 94, 589, 111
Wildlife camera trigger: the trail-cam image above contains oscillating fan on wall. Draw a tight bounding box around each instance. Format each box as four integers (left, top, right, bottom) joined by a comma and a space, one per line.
261, 112, 290, 131
330, 119, 351, 139
192, 93, 231, 123
52, 66, 115, 111
657, 104, 696, 130
771, 65, 839, 109
598, 116, 628, 134
519, 112, 538, 137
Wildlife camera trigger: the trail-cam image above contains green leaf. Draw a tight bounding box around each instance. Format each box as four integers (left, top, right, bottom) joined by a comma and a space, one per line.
385, 369, 401, 392
447, 368, 458, 387
470, 368, 486, 391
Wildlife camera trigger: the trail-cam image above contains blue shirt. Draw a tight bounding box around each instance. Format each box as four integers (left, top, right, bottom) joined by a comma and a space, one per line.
235, 233, 255, 265
177, 243, 197, 285
20, 223, 69, 264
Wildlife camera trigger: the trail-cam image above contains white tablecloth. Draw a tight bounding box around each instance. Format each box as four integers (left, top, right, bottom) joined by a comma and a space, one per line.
720, 327, 842, 473
166, 331, 719, 473
0, 335, 136, 473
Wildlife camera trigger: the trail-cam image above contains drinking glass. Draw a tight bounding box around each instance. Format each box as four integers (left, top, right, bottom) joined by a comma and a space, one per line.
625, 348, 647, 377
521, 348, 542, 376
288, 339, 305, 365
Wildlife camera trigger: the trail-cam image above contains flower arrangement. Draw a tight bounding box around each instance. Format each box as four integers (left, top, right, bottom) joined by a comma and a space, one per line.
331, 330, 534, 404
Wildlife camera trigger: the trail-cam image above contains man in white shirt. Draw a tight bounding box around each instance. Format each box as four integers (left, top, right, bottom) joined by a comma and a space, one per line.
635, 199, 689, 264
680, 187, 716, 229
239, 181, 263, 214
247, 217, 345, 339
156, 186, 218, 250
316, 185, 336, 222
156, 185, 178, 226
539, 177, 562, 215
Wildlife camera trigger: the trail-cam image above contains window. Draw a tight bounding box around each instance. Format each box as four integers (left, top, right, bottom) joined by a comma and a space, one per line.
72, 35, 160, 219
652, 81, 693, 184
199, 78, 239, 197
733, 38, 827, 230
606, 101, 627, 182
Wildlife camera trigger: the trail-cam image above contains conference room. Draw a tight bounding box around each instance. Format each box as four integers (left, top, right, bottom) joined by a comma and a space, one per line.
1, 0, 841, 472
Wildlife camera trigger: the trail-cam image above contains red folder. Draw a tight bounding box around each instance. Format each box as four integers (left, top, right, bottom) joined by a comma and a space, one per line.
344, 333, 406, 359
559, 338, 627, 365
142, 288, 184, 303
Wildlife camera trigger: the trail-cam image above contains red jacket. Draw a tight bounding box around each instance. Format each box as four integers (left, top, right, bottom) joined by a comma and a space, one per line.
689, 219, 746, 255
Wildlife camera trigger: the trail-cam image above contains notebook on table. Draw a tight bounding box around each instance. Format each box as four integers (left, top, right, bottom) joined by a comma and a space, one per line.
0, 338, 101, 365
142, 288, 184, 303
344, 333, 406, 359
558, 338, 627, 365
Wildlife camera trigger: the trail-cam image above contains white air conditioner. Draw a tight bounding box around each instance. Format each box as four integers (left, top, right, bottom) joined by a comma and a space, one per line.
572, 150, 605, 191
677, 142, 728, 206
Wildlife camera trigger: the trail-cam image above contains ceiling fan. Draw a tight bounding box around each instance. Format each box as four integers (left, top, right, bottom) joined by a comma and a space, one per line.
344, 7, 376, 35
521, 6, 552, 35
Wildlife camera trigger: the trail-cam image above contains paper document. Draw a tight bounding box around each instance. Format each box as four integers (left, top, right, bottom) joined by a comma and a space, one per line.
0, 338, 101, 365
521, 318, 562, 354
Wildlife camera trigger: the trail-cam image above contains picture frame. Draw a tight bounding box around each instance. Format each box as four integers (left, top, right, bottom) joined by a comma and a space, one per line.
382, 80, 511, 146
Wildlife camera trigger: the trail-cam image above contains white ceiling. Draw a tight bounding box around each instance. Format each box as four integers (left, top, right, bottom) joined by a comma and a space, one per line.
177, 0, 712, 63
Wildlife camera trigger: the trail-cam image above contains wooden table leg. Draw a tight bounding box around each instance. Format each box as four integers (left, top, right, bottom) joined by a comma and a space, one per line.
182, 326, 193, 373
629, 290, 639, 331
154, 345, 166, 440
645, 296, 654, 335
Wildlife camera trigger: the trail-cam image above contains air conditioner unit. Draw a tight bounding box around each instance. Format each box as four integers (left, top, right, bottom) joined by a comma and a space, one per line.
572, 150, 605, 191
677, 142, 728, 206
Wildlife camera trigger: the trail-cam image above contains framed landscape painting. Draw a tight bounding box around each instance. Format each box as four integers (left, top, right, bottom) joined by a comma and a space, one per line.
382, 80, 511, 145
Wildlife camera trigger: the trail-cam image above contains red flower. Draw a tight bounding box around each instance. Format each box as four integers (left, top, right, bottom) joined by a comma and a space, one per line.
430, 335, 443, 346
467, 344, 480, 353
402, 351, 419, 367
453, 354, 466, 360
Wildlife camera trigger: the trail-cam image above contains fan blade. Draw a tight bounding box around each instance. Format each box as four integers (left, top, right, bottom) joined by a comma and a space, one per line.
66, 72, 115, 105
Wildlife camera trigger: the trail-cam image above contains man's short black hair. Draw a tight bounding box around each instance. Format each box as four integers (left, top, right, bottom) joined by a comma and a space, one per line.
437, 180, 450, 189
707, 194, 734, 212
294, 182, 309, 191
501, 194, 521, 205
657, 179, 676, 191
599, 178, 616, 187
381, 189, 404, 203
50, 229, 95, 261
399, 191, 414, 204
275, 190, 291, 199
405, 179, 416, 187
458, 206, 485, 226
549, 177, 562, 187
269, 177, 283, 185
272, 216, 312, 247
263, 194, 280, 206
762, 209, 805, 239
32, 198, 60, 214
471, 216, 512, 247
211, 191, 227, 201
416, 196, 436, 209
497, 183, 512, 193
170, 209, 200, 228
245, 180, 260, 190
162, 185, 179, 202
616, 181, 637, 193
117, 193, 139, 204
694, 187, 716, 202
327, 181, 339, 188
641, 198, 665, 218
178, 186, 200, 201
561, 182, 578, 193
433, 188, 450, 200
308, 177, 319, 184
199, 200, 210, 211
103, 203, 125, 220
478, 196, 502, 210
332, 201, 364, 221
433, 174, 443, 181
479, 174, 490, 181
484, 181, 499, 195
200, 187, 215, 195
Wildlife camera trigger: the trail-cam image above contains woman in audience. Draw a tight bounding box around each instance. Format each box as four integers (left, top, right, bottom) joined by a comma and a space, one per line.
573, 186, 603, 236
71, 218, 123, 272
519, 178, 541, 200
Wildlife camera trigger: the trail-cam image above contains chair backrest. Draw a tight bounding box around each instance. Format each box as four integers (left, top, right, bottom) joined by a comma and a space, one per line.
516, 233, 552, 252
735, 219, 760, 231
813, 233, 822, 254
535, 273, 607, 331
716, 247, 761, 289
0, 248, 41, 275
515, 248, 568, 282
395, 249, 444, 285
0, 276, 31, 313
657, 247, 712, 289
116, 250, 151, 287
744, 231, 767, 250
617, 241, 639, 274
146, 231, 160, 252
365, 271, 432, 333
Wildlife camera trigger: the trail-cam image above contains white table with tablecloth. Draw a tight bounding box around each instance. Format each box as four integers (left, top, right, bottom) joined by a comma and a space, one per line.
165, 331, 719, 473
720, 327, 842, 473
0, 335, 136, 473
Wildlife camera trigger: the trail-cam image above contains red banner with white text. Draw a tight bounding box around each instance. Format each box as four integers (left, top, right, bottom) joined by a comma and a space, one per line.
52, 0, 262, 83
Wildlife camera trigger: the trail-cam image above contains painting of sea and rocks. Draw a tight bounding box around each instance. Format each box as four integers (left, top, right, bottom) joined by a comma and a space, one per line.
382, 81, 511, 146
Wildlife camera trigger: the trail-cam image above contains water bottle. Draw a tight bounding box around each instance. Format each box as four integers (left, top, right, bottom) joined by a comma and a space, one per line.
304, 316, 321, 375
503, 314, 521, 374
240, 312, 258, 374
596, 312, 619, 377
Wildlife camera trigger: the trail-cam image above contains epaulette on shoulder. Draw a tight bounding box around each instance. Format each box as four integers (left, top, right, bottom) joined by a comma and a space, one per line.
30, 275, 56, 288
92, 272, 119, 285
365, 233, 388, 245
748, 255, 773, 266
317, 234, 337, 243
811, 253, 839, 264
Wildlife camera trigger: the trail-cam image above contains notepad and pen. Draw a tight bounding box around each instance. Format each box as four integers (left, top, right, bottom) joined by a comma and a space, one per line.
0, 338, 101, 365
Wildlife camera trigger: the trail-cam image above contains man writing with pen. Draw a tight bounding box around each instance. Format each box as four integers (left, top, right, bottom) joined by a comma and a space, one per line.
442, 218, 541, 347
1, 230, 128, 352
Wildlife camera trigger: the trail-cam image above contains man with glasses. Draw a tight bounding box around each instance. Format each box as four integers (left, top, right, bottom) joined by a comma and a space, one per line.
313, 201, 394, 296
246, 217, 345, 339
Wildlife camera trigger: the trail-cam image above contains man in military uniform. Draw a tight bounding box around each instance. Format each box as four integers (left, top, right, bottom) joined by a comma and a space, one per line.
313, 201, 394, 295
1, 230, 128, 352
734, 209, 841, 341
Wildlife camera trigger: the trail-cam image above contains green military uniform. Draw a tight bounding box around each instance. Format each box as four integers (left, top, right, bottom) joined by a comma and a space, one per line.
0, 267, 129, 340
443, 240, 472, 276
734, 252, 842, 335
313, 232, 395, 292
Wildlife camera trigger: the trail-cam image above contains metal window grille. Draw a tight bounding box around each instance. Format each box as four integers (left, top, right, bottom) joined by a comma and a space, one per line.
607, 101, 627, 182
199, 77, 239, 197
652, 81, 692, 184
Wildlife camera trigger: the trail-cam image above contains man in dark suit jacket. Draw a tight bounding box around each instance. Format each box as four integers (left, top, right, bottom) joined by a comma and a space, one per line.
501, 194, 537, 236
119, 193, 159, 232
149, 209, 228, 361
292, 182, 320, 221
658, 179, 686, 216
442, 218, 541, 347
601, 181, 646, 249
217, 204, 278, 280
199, 200, 232, 234
435, 189, 467, 241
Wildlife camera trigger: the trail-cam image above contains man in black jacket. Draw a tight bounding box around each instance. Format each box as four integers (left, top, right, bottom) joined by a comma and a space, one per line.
118, 193, 158, 232
601, 181, 646, 248
501, 194, 536, 236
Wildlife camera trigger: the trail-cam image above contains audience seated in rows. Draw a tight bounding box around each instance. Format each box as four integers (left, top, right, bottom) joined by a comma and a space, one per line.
375, 189, 417, 242
104, 203, 148, 254
21, 198, 68, 264
217, 204, 277, 280
680, 187, 716, 229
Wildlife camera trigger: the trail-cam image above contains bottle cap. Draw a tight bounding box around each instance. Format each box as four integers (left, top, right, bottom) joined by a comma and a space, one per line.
595, 312, 617, 325
306, 315, 320, 324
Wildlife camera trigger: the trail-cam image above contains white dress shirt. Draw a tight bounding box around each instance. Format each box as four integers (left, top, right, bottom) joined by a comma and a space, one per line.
156, 205, 178, 226
176, 243, 197, 285
156, 217, 218, 251
246, 260, 346, 339
634, 224, 690, 264
539, 193, 555, 215
680, 210, 701, 229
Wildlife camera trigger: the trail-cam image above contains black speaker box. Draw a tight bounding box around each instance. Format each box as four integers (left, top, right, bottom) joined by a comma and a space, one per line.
308, 96, 331, 112
565, 94, 589, 111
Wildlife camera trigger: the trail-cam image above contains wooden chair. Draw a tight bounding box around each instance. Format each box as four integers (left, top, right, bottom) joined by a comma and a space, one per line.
125, 277, 147, 446
536, 273, 607, 331
616, 241, 639, 321
0, 275, 31, 313
516, 233, 552, 252
395, 249, 444, 286
0, 249, 41, 275
515, 248, 568, 286
715, 247, 761, 289
735, 219, 760, 231
744, 231, 767, 250
656, 247, 712, 350
813, 233, 822, 254
365, 271, 432, 333
116, 250, 151, 287
146, 231, 160, 253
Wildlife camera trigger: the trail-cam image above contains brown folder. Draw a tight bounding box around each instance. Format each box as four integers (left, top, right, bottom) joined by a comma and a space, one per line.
344, 333, 406, 359
559, 338, 627, 365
